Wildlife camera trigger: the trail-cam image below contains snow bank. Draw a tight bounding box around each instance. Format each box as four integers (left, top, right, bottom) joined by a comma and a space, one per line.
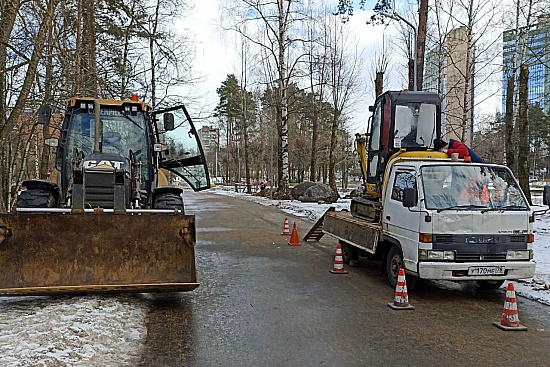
0, 295, 148, 366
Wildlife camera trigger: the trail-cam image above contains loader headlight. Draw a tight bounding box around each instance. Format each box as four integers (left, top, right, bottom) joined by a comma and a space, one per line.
420, 250, 455, 261
506, 250, 531, 260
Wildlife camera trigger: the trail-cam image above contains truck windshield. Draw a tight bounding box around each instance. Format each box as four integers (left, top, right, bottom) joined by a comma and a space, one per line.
393, 103, 437, 149
421, 165, 529, 211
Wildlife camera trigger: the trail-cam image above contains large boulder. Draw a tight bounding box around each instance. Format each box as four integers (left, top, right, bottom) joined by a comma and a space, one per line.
291, 181, 317, 200
299, 183, 339, 203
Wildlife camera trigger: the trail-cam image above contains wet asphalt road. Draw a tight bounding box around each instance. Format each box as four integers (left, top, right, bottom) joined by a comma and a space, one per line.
138, 190, 550, 367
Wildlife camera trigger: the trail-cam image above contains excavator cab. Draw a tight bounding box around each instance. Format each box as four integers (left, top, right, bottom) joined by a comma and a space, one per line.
364, 91, 442, 186
352, 91, 443, 220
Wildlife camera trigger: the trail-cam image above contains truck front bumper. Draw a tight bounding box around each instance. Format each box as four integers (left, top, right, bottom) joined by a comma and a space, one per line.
418, 261, 536, 280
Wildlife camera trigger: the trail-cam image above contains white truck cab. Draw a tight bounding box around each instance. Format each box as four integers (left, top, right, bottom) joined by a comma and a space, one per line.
388, 160, 535, 288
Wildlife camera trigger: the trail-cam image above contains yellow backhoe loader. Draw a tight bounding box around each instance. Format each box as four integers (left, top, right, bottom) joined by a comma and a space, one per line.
0, 95, 210, 295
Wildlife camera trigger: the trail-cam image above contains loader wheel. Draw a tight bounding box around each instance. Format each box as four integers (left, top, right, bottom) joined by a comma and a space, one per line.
154, 192, 184, 214
476, 280, 505, 290
16, 189, 56, 208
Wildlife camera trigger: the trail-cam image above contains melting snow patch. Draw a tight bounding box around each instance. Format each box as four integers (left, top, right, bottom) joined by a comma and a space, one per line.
0, 295, 148, 366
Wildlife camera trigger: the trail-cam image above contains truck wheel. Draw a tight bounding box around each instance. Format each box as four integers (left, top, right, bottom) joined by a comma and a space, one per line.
16, 189, 56, 208
154, 193, 184, 214
341, 242, 359, 264
386, 246, 403, 288
385, 246, 418, 290
476, 280, 505, 290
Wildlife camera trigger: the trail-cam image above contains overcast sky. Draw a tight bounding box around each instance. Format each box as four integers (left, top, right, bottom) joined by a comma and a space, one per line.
177, 0, 503, 132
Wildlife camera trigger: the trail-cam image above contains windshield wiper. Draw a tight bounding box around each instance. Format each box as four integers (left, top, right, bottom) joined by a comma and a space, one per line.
491, 205, 527, 211
437, 204, 488, 213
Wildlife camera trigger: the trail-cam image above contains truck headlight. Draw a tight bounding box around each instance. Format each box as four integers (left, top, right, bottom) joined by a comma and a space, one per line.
423, 250, 455, 261
506, 250, 531, 260
419, 249, 427, 261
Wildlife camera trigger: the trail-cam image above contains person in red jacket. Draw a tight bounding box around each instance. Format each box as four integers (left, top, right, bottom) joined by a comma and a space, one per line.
433, 139, 484, 163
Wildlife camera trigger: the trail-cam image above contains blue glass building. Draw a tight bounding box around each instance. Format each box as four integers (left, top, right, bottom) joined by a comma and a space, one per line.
502, 17, 550, 113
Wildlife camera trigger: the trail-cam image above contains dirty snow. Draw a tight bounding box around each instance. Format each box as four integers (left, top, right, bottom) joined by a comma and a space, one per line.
0, 295, 149, 366
213, 184, 550, 306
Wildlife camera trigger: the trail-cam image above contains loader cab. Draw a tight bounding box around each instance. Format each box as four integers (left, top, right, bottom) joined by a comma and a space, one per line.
55, 99, 154, 201
365, 91, 442, 185
54, 98, 210, 207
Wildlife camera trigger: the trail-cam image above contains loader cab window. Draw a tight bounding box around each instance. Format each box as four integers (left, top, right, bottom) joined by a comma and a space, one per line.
394, 103, 437, 149
99, 108, 150, 188
67, 113, 95, 156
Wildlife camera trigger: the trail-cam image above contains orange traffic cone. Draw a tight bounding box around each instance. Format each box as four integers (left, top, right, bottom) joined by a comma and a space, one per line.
329, 243, 348, 274
493, 282, 527, 331
288, 223, 301, 246
281, 217, 290, 235
388, 268, 415, 310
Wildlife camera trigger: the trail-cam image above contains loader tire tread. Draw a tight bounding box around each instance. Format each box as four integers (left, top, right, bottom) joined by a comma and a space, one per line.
16, 189, 56, 208
154, 193, 184, 214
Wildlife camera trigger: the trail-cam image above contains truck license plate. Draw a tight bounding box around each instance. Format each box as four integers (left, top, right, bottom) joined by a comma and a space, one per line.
467, 266, 505, 276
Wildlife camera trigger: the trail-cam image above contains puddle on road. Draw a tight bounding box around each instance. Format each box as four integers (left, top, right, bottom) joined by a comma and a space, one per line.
198, 227, 235, 232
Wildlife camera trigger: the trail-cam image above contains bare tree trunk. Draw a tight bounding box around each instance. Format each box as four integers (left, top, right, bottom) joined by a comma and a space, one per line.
375, 72, 384, 98
41, 20, 55, 179
120, 1, 138, 98
460, 0, 474, 143
0, 0, 21, 138
0, 0, 60, 142
149, 0, 161, 108
408, 58, 414, 91
278, 0, 290, 198
416, 0, 428, 91
505, 75, 515, 174
309, 92, 318, 182
74, 0, 83, 95
517, 64, 531, 204
0, 0, 20, 210
328, 112, 339, 194
82, 0, 97, 97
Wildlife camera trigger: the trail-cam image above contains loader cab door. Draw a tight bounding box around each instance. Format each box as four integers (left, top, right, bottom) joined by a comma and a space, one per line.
154, 105, 211, 191
366, 94, 391, 184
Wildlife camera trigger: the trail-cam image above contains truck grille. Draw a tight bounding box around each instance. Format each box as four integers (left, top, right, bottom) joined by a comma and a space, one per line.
432, 234, 527, 262
455, 253, 507, 262
433, 234, 526, 243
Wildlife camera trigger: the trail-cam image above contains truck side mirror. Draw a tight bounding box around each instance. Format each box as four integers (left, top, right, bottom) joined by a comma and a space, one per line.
402, 188, 417, 207
164, 113, 175, 131
368, 105, 374, 112
38, 105, 52, 125
544, 186, 550, 206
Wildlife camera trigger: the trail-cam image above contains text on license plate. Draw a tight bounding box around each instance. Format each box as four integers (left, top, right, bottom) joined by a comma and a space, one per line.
468, 266, 505, 276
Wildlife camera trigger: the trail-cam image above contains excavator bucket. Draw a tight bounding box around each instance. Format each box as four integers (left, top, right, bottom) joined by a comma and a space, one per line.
0, 212, 198, 296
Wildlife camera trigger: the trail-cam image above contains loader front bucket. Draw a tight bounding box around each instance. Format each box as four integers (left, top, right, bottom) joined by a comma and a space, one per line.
0, 212, 198, 296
